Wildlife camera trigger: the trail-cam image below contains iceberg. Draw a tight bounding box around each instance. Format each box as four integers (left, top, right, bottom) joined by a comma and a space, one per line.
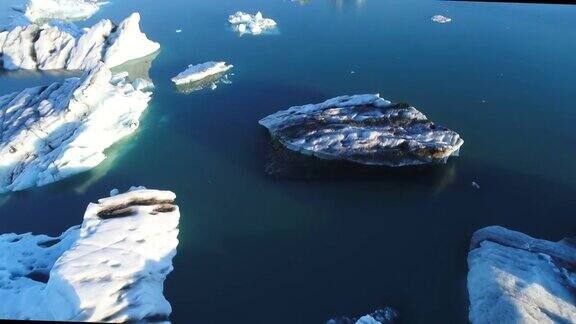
327, 308, 398, 324
0, 187, 180, 322
228, 11, 277, 35
431, 15, 452, 24
467, 226, 576, 324
171, 61, 233, 85
0, 63, 153, 193
0, 12, 160, 71
259, 94, 464, 167
24, 0, 104, 23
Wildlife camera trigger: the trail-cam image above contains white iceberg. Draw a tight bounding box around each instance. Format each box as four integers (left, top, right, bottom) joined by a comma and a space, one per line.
24, 0, 104, 23
467, 226, 576, 324
0, 12, 160, 71
0, 63, 153, 193
0, 187, 180, 322
171, 61, 233, 85
228, 11, 277, 35
431, 15, 451, 24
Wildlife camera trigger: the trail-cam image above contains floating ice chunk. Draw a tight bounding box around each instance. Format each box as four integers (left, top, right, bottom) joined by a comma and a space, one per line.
259, 94, 464, 167
103, 13, 161, 68
171, 61, 233, 85
431, 15, 452, 24
327, 308, 398, 324
0, 187, 180, 322
467, 226, 576, 324
24, 0, 103, 23
0, 13, 160, 71
175, 29, 182, 33
0, 63, 153, 193
228, 11, 277, 35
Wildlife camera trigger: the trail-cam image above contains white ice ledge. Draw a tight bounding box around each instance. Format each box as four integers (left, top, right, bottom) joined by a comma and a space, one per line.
171, 61, 233, 85
24, 0, 105, 23
0, 12, 160, 71
0, 63, 153, 193
0, 187, 180, 322
467, 226, 576, 324
228, 11, 277, 35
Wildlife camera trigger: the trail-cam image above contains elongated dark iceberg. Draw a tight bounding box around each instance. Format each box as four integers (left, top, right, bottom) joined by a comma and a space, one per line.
259, 94, 464, 167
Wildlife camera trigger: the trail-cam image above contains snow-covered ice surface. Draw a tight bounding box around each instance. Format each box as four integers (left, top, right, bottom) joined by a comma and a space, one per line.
467, 226, 576, 324
0, 12, 160, 71
24, 0, 104, 23
259, 94, 464, 167
327, 308, 398, 324
175, 72, 232, 94
228, 11, 277, 35
171, 61, 233, 85
0, 63, 153, 193
0, 187, 180, 322
431, 15, 452, 24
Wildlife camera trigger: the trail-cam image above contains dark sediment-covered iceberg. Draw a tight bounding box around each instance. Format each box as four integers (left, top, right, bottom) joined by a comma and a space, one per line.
259, 94, 463, 167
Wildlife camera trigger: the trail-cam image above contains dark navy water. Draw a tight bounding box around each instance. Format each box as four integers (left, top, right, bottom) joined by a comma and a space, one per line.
1, 0, 576, 323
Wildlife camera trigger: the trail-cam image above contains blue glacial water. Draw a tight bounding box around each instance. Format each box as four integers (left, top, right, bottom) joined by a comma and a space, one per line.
1, 0, 576, 323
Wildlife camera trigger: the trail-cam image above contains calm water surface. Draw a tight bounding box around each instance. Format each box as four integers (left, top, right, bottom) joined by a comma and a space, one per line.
1, 0, 576, 323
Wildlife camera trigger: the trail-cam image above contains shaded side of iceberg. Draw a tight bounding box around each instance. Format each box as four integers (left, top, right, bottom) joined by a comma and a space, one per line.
467, 226, 576, 324
0, 187, 180, 322
0, 12, 160, 71
0, 62, 153, 193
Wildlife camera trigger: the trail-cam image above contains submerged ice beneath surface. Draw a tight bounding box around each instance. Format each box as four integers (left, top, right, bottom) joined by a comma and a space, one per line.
467, 226, 576, 324
228, 11, 277, 35
0, 63, 153, 193
0, 187, 180, 322
171, 61, 233, 85
327, 308, 398, 324
0, 12, 160, 71
259, 94, 464, 167
24, 0, 104, 23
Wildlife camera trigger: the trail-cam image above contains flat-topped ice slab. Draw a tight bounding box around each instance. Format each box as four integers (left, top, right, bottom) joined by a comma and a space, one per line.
24, 0, 104, 23
0, 12, 160, 71
171, 61, 233, 85
467, 226, 576, 324
228, 11, 277, 35
0, 187, 180, 322
259, 94, 464, 167
0, 63, 153, 193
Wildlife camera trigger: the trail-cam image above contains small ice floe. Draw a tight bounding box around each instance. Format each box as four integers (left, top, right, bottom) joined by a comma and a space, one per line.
0, 63, 153, 193
109, 188, 119, 196
171, 61, 233, 85
175, 29, 182, 33
468, 226, 576, 323
175, 72, 233, 94
0, 187, 181, 322
327, 307, 398, 324
431, 15, 452, 24
471, 181, 480, 189
24, 0, 105, 23
228, 11, 277, 35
